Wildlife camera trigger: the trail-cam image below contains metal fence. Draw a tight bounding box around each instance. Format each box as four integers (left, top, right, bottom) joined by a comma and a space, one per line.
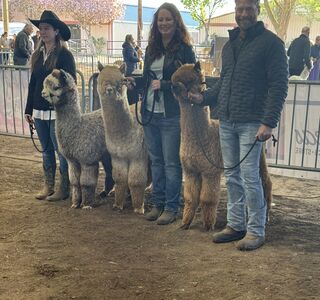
1, 59, 319, 176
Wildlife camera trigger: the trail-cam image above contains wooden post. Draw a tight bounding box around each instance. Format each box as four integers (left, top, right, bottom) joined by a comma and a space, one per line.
2, 0, 10, 33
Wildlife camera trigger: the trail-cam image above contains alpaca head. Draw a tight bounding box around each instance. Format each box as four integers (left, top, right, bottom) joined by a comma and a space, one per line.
42, 69, 76, 107
171, 61, 206, 104
97, 62, 127, 104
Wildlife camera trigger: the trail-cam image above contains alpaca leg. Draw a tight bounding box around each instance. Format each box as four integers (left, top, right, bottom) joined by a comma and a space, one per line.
128, 159, 148, 214
80, 163, 99, 209
112, 158, 129, 211
259, 149, 273, 223
68, 161, 81, 208
200, 174, 221, 231
181, 172, 201, 230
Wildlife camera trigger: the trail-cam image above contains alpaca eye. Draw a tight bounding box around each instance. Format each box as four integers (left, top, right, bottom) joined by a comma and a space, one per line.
53, 86, 61, 91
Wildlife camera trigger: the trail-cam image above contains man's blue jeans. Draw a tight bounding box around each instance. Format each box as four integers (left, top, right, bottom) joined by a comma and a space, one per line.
219, 121, 267, 237
143, 111, 182, 213
34, 118, 68, 173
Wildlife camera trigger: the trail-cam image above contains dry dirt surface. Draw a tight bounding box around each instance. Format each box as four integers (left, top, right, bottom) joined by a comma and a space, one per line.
0, 135, 319, 300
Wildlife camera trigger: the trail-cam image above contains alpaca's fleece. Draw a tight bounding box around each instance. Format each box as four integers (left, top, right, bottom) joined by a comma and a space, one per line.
172, 62, 273, 230
97, 63, 148, 214
42, 69, 112, 209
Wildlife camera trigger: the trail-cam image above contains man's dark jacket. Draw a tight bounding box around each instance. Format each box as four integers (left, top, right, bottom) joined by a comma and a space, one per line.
204, 21, 288, 128
287, 34, 311, 73
135, 42, 196, 118
13, 29, 33, 65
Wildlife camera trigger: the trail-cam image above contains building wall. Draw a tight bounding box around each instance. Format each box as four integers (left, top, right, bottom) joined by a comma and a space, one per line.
202, 12, 320, 46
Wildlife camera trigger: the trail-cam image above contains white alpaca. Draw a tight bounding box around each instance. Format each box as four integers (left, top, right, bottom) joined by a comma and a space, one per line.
97, 63, 148, 214
42, 69, 112, 209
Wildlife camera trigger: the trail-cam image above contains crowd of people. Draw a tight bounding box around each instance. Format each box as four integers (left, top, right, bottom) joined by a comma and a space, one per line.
0, 0, 316, 252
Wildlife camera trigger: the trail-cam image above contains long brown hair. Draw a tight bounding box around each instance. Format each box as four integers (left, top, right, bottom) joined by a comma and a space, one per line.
31, 33, 66, 71
148, 2, 192, 62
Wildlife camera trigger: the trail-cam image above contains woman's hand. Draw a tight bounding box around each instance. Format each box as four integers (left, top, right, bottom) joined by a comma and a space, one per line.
25, 114, 33, 124
123, 77, 136, 90
151, 80, 161, 91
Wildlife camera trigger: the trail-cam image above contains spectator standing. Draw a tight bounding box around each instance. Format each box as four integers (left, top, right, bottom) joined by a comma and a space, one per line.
209, 34, 216, 64
287, 26, 312, 76
308, 35, 320, 80
13, 24, 34, 65
32, 30, 41, 50
127, 2, 196, 225
24, 10, 76, 201
122, 34, 141, 75
188, 0, 288, 250
0, 32, 11, 64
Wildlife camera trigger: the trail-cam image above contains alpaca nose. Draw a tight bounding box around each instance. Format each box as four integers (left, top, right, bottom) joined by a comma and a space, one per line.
105, 85, 113, 94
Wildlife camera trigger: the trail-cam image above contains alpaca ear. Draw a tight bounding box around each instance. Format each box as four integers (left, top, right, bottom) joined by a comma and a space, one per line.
98, 61, 104, 72
119, 63, 127, 75
194, 61, 201, 73
60, 69, 68, 86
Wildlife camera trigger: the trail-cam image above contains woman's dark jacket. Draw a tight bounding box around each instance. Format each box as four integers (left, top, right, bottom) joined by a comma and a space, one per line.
135, 42, 196, 118
122, 42, 140, 75
25, 47, 76, 115
203, 21, 288, 129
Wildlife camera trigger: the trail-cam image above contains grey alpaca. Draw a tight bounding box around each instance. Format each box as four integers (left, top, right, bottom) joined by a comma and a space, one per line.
42, 69, 112, 209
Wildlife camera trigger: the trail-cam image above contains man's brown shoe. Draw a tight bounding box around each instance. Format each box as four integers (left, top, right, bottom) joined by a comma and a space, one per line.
145, 207, 163, 221
212, 226, 246, 243
236, 234, 265, 251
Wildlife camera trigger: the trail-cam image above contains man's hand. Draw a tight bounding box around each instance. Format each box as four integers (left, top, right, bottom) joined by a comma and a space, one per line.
25, 114, 33, 124
187, 91, 204, 104
256, 124, 272, 141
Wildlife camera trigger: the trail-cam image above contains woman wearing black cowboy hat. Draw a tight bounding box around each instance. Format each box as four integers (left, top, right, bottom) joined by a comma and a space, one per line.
24, 11, 76, 201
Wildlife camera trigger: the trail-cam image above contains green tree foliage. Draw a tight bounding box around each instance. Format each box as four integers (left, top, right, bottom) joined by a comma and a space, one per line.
181, 0, 226, 45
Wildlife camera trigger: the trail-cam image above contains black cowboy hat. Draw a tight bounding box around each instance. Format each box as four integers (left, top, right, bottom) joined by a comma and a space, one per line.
29, 10, 71, 41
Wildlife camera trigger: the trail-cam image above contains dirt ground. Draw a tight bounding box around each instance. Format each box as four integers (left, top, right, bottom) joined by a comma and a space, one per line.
0, 135, 319, 300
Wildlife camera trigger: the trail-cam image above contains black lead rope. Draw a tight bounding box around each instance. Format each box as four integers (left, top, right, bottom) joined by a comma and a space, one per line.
135, 70, 159, 126
192, 105, 278, 170
29, 109, 52, 153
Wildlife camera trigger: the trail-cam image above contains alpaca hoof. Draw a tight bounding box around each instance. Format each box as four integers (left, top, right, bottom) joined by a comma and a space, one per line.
112, 204, 123, 212
180, 223, 191, 230
82, 205, 93, 210
134, 207, 144, 214
203, 224, 213, 231
71, 203, 80, 209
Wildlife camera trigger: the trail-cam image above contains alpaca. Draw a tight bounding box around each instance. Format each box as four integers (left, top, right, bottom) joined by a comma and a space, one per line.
42, 69, 112, 209
171, 62, 273, 230
97, 63, 148, 214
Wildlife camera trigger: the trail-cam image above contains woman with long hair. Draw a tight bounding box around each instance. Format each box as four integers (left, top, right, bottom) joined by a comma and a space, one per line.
128, 2, 196, 225
24, 11, 76, 201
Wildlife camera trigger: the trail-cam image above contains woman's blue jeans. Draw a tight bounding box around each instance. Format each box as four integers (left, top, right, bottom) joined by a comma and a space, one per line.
219, 121, 267, 237
143, 111, 182, 213
34, 118, 68, 173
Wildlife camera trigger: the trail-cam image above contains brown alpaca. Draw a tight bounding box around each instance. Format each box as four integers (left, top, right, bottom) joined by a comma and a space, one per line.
172, 62, 273, 231
97, 63, 148, 214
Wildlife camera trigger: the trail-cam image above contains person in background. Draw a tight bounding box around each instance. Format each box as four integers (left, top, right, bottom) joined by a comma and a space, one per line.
209, 34, 216, 65
188, 0, 288, 250
287, 26, 312, 77
0, 32, 11, 64
122, 34, 141, 75
24, 10, 76, 201
126, 2, 196, 225
32, 30, 41, 50
308, 35, 320, 80
13, 24, 33, 65
10, 34, 16, 50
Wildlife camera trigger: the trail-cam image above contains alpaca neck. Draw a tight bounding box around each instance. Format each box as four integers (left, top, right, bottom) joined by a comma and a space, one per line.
54, 89, 81, 129
100, 95, 134, 136
179, 102, 211, 141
